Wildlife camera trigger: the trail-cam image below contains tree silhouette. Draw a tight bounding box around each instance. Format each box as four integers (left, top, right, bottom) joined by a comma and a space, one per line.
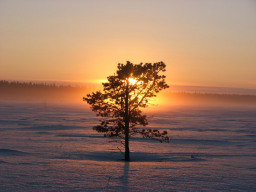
84, 61, 169, 161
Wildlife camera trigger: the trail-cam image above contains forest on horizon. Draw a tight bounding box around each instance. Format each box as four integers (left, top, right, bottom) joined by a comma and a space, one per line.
1, 80, 256, 106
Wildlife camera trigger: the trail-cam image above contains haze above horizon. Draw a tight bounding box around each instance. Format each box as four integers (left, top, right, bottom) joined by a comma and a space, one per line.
0, 0, 255, 89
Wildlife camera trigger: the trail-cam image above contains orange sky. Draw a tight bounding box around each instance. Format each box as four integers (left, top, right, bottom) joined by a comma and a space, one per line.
0, 0, 255, 89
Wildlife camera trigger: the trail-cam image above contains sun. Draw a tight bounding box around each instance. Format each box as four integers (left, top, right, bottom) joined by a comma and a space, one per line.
128, 78, 137, 85
122, 77, 143, 86
128, 77, 143, 85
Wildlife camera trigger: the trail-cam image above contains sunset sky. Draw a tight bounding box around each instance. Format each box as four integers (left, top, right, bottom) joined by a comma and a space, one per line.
0, 0, 255, 89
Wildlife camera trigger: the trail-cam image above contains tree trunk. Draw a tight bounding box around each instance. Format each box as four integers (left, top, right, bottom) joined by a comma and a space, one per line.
124, 81, 130, 161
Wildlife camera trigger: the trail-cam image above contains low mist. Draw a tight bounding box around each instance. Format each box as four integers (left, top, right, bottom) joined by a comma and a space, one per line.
1, 80, 256, 108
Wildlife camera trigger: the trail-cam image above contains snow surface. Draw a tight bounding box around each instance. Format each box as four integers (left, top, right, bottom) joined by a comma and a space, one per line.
0, 101, 256, 191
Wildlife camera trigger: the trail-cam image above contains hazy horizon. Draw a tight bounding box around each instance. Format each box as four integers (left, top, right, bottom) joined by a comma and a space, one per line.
2, 79, 256, 96
1, 80, 256, 108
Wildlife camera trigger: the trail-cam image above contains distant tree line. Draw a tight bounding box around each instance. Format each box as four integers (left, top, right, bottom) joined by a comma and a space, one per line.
0, 80, 88, 102
0, 80, 75, 89
0, 80, 256, 105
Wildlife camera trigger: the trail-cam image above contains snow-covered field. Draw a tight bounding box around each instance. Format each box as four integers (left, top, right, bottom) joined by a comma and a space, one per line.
0, 101, 256, 191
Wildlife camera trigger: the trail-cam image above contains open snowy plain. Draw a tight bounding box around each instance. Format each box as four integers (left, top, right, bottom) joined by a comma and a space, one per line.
0, 101, 256, 191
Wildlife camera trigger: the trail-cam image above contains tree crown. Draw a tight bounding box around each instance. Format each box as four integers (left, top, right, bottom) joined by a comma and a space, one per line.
84, 61, 169, 142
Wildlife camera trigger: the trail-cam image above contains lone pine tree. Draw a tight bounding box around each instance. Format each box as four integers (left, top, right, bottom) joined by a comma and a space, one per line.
84, 61, 169, 161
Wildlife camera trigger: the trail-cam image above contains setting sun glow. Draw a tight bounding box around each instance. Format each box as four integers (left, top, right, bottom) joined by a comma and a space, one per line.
128, 78, 137, 85
128, 78, 143, 85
